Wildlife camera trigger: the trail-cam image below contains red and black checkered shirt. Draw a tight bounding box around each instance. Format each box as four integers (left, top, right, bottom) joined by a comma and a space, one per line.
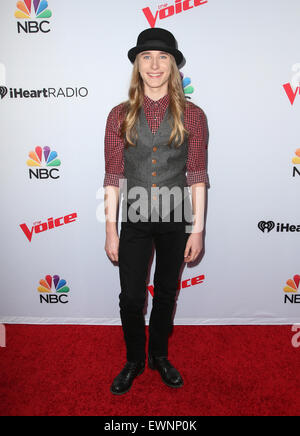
103, 93, 209, 187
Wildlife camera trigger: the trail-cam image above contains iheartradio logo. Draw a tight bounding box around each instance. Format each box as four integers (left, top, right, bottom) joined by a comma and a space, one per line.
258, 221, 300, 233
0, 87, 8, 100
143, 0, 208, 28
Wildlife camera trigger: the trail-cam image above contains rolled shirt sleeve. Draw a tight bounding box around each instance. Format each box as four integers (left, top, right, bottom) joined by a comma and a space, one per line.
103, 105, 125, 188
186, 105, 209, 187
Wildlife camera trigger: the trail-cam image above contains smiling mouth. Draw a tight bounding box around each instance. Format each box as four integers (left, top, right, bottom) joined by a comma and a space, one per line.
147, 73, 163, 78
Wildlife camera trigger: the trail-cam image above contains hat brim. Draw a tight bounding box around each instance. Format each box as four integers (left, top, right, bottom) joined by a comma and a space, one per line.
128, 46, 183, 66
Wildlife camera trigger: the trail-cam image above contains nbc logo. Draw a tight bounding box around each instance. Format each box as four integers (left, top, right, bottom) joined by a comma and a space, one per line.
180, 71, 194, 99
292, 149, 300, 179
38, 275, 70, 304
27, 146, 61, 179
15, 0, 52, 34
283, 275, 300, 304
292, 149, 300, 164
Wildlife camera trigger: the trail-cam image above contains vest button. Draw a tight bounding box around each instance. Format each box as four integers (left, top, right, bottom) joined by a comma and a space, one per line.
152, 171, 156, 176
152, 159, 157, 164
153, 146, 157, 152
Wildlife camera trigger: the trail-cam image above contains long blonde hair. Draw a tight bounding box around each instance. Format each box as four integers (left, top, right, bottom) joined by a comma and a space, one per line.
119, 53, 189, 149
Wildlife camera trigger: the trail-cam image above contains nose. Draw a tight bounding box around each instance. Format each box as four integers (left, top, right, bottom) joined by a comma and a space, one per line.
151, 55, 159, 69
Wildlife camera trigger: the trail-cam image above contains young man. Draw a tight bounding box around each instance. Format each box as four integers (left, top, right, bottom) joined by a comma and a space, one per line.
103, 28, 209, 395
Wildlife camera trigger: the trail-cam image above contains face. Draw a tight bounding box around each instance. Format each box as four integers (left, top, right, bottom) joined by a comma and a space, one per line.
138, 50, 172, 92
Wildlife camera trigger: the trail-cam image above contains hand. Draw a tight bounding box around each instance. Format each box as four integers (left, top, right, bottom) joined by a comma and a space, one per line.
184, 232, 203, 263
105, 232, 119, 262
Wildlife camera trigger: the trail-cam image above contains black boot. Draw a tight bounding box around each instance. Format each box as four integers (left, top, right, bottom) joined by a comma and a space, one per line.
148, 356, 183, 388
110, 361, 145, 395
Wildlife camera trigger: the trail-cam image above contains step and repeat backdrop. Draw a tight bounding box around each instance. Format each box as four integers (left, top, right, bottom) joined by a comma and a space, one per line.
0, 0, 299, 325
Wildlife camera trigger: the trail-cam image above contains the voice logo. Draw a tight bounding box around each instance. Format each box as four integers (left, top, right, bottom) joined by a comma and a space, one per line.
20, 212, 78, 242
283, 63, 300, 105
147, 273, 205, 296
143, 0, 208, 28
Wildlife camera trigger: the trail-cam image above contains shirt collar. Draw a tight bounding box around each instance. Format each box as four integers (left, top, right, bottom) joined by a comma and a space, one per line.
143, 93, 170, 112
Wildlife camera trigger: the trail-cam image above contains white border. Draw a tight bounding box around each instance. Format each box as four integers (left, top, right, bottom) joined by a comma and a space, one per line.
0, 317, 298, 325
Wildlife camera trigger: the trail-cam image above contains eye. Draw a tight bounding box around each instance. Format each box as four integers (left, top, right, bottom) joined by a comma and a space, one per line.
141, 54, 167, 60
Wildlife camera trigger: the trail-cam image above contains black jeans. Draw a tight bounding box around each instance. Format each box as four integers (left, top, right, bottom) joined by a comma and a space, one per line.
118, 202, 190, 362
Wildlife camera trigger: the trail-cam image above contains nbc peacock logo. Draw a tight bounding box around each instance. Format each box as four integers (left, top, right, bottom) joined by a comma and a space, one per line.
15, 0, 52, 34
292, 149, 300, 164
38, 274, 70, 304
283, 274, 300, 304
180, 71, 194, 99
27, 146, 61, 180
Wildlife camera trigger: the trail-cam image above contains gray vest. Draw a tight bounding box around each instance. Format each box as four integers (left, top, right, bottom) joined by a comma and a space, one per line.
120, 104, 192, 223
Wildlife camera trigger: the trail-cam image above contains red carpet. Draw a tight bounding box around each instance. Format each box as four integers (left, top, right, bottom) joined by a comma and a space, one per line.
0, 325, 299, 416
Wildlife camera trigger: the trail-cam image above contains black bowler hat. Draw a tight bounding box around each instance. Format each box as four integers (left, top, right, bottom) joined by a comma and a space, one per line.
128, 28, 183, 66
